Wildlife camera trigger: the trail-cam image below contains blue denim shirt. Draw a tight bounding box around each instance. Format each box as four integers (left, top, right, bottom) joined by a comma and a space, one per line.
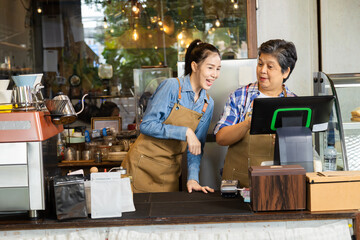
140, 75, 214, 183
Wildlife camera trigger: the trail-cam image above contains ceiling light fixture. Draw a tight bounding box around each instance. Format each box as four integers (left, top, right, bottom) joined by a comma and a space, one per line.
133, 29, 138, 41
215, 18, 221, 27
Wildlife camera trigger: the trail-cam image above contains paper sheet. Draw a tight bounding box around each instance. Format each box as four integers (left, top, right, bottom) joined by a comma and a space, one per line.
43, 50, 58, 72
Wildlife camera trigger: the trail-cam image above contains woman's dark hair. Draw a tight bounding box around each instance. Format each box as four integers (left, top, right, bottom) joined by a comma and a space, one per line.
98, 101, 119, 117
258, 39, 297, 82
184, 39, 220, 76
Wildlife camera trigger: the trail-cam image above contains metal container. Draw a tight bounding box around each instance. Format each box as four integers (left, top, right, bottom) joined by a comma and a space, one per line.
82, 150, 91, 160
45, 93, 88, 125
13, 86, 33, 107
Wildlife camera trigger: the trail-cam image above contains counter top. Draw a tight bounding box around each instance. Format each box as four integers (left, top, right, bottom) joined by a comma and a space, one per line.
0, 191, 359, 238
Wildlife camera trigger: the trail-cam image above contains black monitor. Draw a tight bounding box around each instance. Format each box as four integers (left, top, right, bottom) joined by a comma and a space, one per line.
250, 95, 334, 172
250, 95, 334, 135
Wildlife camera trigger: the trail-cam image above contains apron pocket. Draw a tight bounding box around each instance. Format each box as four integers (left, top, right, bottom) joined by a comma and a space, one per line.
133, 152, 180, 192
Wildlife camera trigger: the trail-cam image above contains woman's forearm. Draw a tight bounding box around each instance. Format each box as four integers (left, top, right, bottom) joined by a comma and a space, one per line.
216, 119, 250, 146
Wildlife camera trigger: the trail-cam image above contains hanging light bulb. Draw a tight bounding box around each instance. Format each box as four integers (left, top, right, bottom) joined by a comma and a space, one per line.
177, 32, 183, 40
133, 29, 138, 41
132, 5, 139, 14
234, 3, 239, 9
103, 17, 108, 29
37, 7, 42, 14
158, 20, 163, 26
215, 18, 221, 27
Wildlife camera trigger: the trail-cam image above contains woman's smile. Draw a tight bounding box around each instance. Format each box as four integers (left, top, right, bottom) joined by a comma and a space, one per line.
206, 78, 214, 86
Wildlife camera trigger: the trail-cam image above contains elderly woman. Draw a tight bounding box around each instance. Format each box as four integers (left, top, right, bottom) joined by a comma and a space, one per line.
214, 39, 297, 187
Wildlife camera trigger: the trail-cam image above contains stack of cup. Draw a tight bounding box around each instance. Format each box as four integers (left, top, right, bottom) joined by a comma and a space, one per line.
0, 79, 12, 112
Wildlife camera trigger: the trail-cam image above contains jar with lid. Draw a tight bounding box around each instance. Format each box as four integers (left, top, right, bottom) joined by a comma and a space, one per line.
94, 151, 102, 163
103, 135, 116, 147
97, 145, 110, 161
85, 141, 100, 160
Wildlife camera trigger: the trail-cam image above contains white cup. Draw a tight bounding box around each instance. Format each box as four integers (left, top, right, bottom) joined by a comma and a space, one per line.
0, 80, 10, 91
0, 90, 13, 103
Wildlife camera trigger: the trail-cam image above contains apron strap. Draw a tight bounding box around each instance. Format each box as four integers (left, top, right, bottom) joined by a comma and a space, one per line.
177, 77, 209, 114
282, 85, 287, 97
176, 78, 182, 101
201, 93, 209, 114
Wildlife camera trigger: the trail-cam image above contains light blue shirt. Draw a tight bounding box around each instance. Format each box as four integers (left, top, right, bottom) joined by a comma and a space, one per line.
140, 75, 214, 183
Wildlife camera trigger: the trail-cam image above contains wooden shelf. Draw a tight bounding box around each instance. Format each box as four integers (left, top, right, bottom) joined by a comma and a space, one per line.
58, 160, 122, 167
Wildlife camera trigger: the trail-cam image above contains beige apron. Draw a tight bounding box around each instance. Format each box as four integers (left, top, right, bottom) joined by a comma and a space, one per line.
122, 78, 208, 193
221, 86, 287, 187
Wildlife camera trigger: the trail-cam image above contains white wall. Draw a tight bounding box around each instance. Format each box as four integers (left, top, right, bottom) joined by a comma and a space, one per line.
321, 0, 360, 73
256, 0, 318, 96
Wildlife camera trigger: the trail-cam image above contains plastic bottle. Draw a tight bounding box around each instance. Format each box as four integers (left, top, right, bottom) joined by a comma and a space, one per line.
56, 133, 65, 160
323, 144, 337, 171
84, 128, 110, 143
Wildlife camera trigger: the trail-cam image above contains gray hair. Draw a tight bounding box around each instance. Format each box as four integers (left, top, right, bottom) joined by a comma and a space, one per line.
258, 39, 297, 82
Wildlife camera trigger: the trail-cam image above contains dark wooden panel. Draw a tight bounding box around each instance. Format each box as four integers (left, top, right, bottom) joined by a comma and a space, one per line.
250, 166, 306, 212
150, 200, 252, 217
149, 191, 236, 203
251, 175, 306, 211
133, 193, 151, 203
0, 191, 358, 232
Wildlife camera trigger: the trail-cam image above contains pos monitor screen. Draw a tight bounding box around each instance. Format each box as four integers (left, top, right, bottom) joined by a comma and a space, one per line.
250, 95, 334, 135
250, 95, 334, 172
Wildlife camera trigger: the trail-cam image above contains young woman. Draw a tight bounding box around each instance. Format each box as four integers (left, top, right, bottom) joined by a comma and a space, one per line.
122, 39, 221, 193
214, 39, 298, 187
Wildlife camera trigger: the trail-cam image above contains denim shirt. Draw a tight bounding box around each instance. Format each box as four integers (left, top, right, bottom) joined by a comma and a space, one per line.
140, 75, 214, 183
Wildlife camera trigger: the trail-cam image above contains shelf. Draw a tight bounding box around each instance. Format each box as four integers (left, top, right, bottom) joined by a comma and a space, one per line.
58, 160, 122, 167
71, 94, 133, 100
0, 41, 30, 50
328, 73, 360, 88
343, 122, 360, 130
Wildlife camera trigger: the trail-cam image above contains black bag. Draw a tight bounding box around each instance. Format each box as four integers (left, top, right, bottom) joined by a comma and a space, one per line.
53, 175, 88, 220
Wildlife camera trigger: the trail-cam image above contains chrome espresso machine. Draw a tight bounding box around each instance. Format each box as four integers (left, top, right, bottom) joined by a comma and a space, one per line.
0, 75, 63, 218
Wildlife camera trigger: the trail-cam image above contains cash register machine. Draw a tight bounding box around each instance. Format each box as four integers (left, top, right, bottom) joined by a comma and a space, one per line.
250, 95, 334, 172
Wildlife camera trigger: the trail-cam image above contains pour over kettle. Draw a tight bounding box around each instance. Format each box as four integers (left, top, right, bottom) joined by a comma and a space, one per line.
47, 93, 88, 125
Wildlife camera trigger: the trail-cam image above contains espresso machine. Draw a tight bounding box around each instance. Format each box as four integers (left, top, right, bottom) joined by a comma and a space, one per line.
0, 111, 63, 218
0, 75, 63, 218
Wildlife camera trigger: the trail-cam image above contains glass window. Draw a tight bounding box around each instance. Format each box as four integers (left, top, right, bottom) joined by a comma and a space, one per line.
0, 0, 254, 97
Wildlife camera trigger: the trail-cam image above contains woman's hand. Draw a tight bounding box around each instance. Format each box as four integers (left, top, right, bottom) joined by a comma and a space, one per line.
186, 128, 201, 155
187, 180, 214, 193
244, 112, 252, 129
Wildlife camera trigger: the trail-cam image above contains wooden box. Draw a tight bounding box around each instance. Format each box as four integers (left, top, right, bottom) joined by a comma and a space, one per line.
249, 165, 306, 211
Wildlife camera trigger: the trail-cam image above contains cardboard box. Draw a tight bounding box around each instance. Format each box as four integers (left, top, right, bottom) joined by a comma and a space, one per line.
306, 171, 360, 211
249, 165, 306, 211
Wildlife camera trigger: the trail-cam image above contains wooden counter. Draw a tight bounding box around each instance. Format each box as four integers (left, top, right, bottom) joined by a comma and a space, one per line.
0, 191, 359, 238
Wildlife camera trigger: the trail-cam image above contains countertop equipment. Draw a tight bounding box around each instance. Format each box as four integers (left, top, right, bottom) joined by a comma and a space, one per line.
0, 111, 63, 218
220, 180, 239, 197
